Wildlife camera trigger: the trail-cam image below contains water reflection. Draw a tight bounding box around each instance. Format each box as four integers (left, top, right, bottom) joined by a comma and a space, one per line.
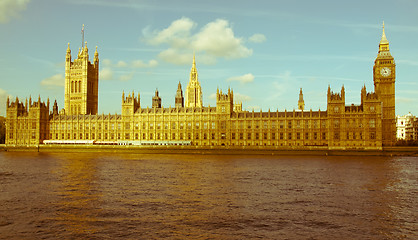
0, 152, 416, 239
51, 153, 101, 237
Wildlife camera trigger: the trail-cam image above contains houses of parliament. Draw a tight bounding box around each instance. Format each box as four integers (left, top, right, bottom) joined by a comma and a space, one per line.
5, 24, 396, 150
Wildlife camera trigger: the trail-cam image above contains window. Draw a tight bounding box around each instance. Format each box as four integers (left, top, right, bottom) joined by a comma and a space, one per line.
305, 132, 309, 140
334, 132, 339, 140
322, 132, 326, 140
334, 106, 339, 113
297, 133, 300, 140
370, 106, 375, 112
370, 132, 376, 140
232, 133, 236, 140
369, 119, 376, 128
247, 133, 251, 140
288, 133, 292, 140
288, 121, 292, 129
255, 133, 259, 140
172, 133, 176, 140
239, 133, 243, 140
263, 133, 267, 140
334, 120, 340, 128
125, 133, 130, 140
314, 132, 318, 140
125, 122, 130, 130
280, 133, 284, 140
272, 133, 275, 140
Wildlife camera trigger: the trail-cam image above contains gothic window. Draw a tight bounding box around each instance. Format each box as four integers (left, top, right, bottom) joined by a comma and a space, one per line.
305, 132, 309, 140
334, 120, 340, 128
288, 133, 292, 140
370, 132, 376, 140
369, 119, 376, 128
172, 133, 176, 140
125, 123, 130, 130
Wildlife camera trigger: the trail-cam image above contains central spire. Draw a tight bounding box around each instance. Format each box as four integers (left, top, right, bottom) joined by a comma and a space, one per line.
185, 53, 203, 108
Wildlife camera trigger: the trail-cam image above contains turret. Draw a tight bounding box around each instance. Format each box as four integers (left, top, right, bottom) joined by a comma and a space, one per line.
152, 89, 162, 108
175, 81, 184, 108
298, 88, 305, 111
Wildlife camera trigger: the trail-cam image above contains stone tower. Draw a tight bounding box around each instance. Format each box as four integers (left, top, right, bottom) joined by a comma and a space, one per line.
64, 38, 99, 115
152, 89, 162, 108
185, 54, 203, 108
175, 82, 184, 108
373, 22, 396, 145
298, 88, 305, 111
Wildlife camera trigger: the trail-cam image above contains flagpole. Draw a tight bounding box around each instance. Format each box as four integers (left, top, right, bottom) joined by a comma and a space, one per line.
81, 24, 84, 48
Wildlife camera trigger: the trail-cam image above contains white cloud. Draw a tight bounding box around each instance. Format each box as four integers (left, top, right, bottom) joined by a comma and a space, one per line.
100, 68, 113, 80
191, 19, 252, 59
227, 73, 254, 84
102, 58, 112, 67
119, 72, 134, 81
249, 33, 266, 43
116, 60, 127, 67
132, 59, 158, 68
0, 88, 8, 116
0, 0, 30, 23
234, 93, 252, 102
40, 74, 65, 88
143, 17, 253, 64
146, 17, 196, 46
208, 93, 216, 100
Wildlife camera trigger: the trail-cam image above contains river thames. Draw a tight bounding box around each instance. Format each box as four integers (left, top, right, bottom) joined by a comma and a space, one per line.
0, 152, 416, 239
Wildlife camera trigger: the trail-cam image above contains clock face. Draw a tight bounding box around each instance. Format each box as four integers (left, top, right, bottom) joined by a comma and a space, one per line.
380, 67, 391, 77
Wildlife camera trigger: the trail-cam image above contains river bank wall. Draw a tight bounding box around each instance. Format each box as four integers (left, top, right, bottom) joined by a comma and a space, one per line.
2, 144, 418, 156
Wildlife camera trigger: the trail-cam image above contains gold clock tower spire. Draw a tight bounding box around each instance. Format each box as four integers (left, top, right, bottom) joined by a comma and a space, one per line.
373, 21, 396, 145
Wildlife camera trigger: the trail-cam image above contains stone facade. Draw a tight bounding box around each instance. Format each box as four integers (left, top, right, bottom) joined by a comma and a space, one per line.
6, 24, 395, 150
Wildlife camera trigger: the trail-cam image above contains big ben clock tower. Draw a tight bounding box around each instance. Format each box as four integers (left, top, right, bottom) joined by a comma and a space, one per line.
373, 22, 396, 145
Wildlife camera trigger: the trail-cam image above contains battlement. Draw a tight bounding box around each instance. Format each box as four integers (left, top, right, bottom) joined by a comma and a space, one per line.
216, 88, 234, 102
122, 91, 140, 104
327, 85, 345, 103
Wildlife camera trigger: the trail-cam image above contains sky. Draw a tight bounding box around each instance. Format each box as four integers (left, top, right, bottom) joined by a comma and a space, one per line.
0, 0, 417, 117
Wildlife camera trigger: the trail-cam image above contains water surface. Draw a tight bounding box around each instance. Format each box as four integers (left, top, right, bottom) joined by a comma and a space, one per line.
0, 152, 416, 239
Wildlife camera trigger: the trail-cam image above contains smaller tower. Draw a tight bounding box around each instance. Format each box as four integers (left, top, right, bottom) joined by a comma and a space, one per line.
298, 88, 305, 111
152, 89, 162, 108
175, 82, 184, 108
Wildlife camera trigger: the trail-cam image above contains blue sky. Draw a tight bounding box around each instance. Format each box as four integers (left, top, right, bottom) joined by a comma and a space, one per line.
1, 0, 417, 116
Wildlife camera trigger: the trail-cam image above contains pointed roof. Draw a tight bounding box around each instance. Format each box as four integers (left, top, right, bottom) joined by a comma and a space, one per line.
380, 21, 389, 45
